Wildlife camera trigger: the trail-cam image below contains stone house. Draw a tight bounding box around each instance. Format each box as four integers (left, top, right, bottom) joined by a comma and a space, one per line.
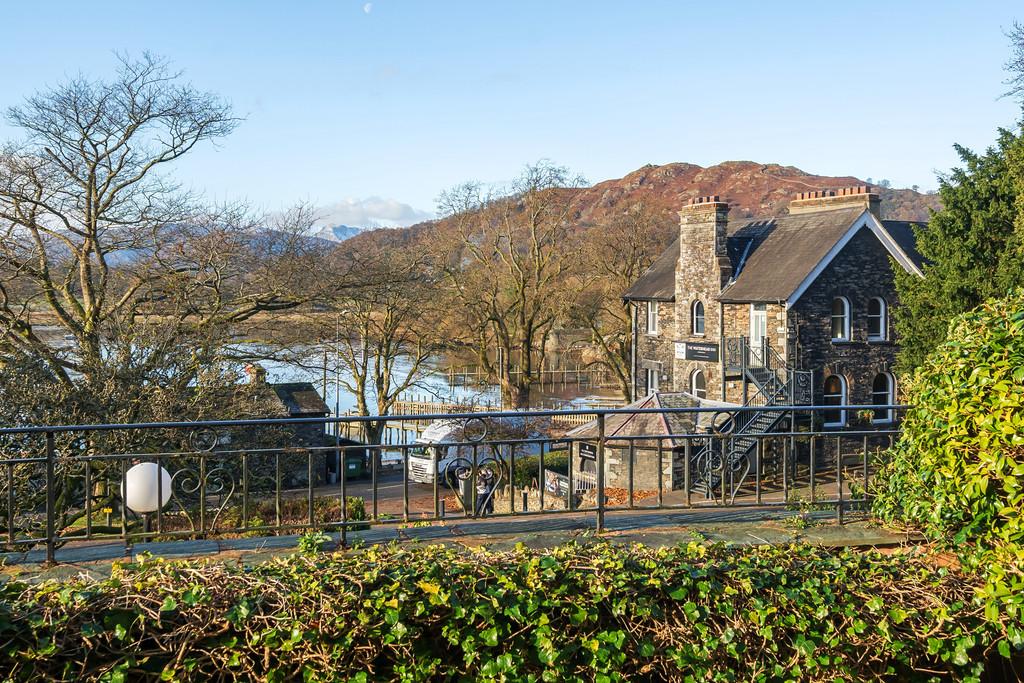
623, 186, 924, 427
566, 187, 924, 495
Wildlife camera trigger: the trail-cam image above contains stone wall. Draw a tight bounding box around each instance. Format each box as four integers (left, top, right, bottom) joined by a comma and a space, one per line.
573, 443, 685, 492
788, 225, 901, 411
671, 199, 732, 401
634, 300, 676, 395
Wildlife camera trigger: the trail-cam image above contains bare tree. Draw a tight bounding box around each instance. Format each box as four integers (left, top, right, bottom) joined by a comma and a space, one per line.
1006, 22, 1024, 103
0, 55, 341, 424
332, 253, 441, 445
565, 203, 674, 402
435, 162, 584, 408
0, 56, 360, 539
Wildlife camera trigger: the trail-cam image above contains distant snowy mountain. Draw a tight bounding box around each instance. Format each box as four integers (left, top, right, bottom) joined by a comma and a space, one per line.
313, 224, 368, 243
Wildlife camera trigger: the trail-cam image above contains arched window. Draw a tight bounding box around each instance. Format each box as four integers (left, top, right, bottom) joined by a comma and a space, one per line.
823, 375, 847, 427
692, 300, 705, 335
867, 297, 887, 341
871, 373, 895, 423
690, 369, 706, 399
831, 297, 850, 341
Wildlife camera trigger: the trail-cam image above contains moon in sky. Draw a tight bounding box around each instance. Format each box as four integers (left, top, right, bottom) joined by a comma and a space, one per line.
363, 3, 373, 13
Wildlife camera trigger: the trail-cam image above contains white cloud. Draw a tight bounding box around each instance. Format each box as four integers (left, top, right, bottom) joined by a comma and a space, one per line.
313, 197, 433, 229
363, 3, 373, 14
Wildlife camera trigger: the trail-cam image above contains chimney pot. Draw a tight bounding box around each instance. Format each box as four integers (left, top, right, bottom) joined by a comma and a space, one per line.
788, 185, 881, 217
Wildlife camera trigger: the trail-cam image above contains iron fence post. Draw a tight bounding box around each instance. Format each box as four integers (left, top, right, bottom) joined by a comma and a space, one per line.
538, 441, 546, 510
837, 436, 844, 524
402, 445, 409, 523
657, 440, 664, 508
862, 434, 870, 510
627, 443, 635, 509
684, 439, 691, 507
45, 431, 56, 565
340, 439, 348, 548
755, 438, 762, 505
596, 413, 606, 533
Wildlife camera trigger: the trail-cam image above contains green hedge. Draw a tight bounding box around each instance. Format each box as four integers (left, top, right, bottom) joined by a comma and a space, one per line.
874, 290, 1024, 629
0, 541, 1015, 681
875, 290, 1024, 550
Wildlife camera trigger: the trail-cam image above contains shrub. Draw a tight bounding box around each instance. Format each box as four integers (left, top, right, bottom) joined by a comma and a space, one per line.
297, 529, 331, 555
873, 290, 1024, 638
0, 541, 1013, 681
873, 291, 1024, 550
510, 450, 569, 487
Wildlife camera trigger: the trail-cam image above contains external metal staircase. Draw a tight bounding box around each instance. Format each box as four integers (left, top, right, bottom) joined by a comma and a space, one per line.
691, 337, 812, 500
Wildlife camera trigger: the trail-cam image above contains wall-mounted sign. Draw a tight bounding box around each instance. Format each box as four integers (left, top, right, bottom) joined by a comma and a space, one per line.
579, 442, 597, 461
675, 341, 720, 362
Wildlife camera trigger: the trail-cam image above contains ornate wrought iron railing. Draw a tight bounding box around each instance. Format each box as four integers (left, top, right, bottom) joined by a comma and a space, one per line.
0, 403, 904, 564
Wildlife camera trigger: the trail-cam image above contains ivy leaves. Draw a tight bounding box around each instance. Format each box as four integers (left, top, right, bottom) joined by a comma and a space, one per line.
0, 541, 1011, 681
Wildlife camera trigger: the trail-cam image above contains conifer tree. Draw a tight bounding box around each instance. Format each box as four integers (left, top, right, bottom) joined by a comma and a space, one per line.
893, 126, 1024, 372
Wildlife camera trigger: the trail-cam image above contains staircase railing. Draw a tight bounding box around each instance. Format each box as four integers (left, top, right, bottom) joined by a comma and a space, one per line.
691, 337, 810, 499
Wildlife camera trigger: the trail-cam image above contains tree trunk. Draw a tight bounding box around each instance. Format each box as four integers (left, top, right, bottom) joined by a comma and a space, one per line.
364, 420, 385, 446
502, 382, 531, 409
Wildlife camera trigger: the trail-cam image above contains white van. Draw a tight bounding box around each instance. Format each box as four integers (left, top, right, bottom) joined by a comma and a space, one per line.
407, 417, 543, 485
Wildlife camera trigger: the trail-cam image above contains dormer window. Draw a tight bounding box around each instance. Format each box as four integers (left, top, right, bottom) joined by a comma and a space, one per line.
831, 297, 850, 341
646, 302, 659, 335
691, 300, 705, 336
867, 297, 887, 341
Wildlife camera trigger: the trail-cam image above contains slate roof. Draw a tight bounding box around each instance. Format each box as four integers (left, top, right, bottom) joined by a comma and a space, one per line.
879, 220, 927, 270
566, 392, 738, 448
622, 238, 679, 301
719, 207, 864, 302
270, 382, 330, 416
623, 208, 926, 304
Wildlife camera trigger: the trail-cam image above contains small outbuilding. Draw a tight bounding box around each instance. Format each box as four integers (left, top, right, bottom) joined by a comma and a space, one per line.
565, 391, 738, 492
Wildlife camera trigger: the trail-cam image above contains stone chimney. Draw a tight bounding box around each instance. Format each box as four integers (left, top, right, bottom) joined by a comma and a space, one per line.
788, 186, 881, 218
679, 196, 731, 288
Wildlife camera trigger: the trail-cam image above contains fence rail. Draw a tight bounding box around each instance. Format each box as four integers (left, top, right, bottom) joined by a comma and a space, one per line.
0, 403, 905, 564
446, 363, 621, 390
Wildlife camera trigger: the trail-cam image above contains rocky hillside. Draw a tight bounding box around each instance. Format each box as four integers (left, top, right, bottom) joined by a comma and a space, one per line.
570, 161, 938, 223
344, 160, 938, 253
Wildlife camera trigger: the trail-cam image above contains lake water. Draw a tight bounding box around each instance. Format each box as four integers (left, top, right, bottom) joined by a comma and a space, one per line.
256, 349, 619, 417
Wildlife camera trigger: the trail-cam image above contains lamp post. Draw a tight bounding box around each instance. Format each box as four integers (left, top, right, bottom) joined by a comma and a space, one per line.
122, 462, 172, 540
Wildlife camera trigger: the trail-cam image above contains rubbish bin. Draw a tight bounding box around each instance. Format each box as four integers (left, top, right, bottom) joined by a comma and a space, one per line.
345, 451, 367, 479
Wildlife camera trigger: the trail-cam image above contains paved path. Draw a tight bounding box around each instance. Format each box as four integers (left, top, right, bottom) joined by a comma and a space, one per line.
0, 506, 917, 578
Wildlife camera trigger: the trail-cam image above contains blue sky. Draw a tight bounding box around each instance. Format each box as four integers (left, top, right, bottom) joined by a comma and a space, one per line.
1, 1, 1021, 226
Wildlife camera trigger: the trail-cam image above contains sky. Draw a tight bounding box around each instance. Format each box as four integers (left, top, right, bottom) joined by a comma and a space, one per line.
1, 1, 1022, 227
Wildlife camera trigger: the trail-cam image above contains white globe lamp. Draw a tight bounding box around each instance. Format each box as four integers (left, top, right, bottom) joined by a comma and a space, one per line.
122, 462, 172, 514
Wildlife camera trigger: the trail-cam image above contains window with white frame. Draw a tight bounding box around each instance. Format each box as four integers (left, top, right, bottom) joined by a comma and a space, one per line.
692, 300, 705, 335
871, 373, 895, 422
823, 375, 847, 427
646, 302, 659, 335
867, 297, 887, 341
645, 367, 659, 395
831, 297, 851, 341
690, 369, 706, 399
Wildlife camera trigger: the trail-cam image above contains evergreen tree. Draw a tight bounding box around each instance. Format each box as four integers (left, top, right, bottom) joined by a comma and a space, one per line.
893, 126, 1024, 373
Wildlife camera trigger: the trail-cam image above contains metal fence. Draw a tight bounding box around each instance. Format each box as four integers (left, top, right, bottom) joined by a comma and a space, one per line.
0, 404, 904, 564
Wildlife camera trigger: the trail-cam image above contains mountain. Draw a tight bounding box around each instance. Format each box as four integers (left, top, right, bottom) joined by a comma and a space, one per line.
568, 161, 938, 223
313, 224, 368, 243
342, 160, 940, 255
